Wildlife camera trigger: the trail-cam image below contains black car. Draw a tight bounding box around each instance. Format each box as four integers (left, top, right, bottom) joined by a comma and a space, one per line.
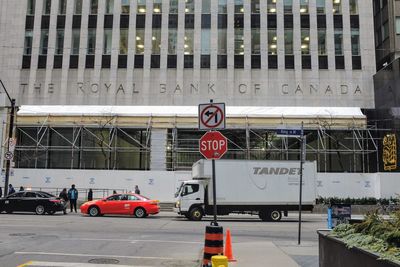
0, 191, 66, 215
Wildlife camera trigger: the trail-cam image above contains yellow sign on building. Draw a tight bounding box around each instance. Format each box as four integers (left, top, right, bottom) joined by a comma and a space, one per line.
383, 134, 397, 171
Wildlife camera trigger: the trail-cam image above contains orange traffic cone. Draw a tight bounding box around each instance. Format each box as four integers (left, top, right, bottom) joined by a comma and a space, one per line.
224, 228, 236, 262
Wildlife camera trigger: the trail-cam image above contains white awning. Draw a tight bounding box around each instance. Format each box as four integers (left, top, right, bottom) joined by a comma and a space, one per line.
17, 105, 365, 119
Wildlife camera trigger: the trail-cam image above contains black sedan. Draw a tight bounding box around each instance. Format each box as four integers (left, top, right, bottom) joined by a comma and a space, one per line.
0, 191, 66, 215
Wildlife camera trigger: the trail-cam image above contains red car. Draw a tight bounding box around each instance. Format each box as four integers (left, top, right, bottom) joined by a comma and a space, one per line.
80, 193, 160, 218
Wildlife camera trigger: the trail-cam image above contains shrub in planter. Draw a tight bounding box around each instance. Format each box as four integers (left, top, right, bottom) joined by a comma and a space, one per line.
330, 211, 400, 264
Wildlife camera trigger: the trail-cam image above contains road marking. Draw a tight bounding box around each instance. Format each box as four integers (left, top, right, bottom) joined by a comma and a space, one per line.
14, 252, 175, 260
16, 261, 33, 267
15, 261, 148, 267
61, 238, 202, 244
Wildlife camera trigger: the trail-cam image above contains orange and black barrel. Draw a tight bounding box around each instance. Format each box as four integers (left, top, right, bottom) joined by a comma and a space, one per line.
202, 225, 224, 267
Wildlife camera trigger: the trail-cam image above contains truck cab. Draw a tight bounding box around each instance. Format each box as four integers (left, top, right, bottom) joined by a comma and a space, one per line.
174, 180, 206, 220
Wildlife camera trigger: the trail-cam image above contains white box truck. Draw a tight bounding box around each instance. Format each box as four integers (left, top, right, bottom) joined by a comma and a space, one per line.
174, 159, 317, 221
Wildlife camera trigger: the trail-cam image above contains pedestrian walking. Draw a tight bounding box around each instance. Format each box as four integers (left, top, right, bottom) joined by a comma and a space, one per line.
68, 184, 78, 213
0, 187, 2, 198
19, 186, 24, 191
113, 190, 117, 194
88, 189, 93, 201
59, 188, 68, 214
134, 185, 140, 195
8, 184, 15, 195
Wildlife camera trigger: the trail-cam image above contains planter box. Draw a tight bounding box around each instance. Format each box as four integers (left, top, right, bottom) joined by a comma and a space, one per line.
318, 230, 400, 267
313, 204, 381, 215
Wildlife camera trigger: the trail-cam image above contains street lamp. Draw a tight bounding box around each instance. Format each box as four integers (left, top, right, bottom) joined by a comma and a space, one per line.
0, 80, 16, 196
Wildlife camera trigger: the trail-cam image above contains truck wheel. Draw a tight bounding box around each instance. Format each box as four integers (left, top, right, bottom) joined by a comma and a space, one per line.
269, 210, 282, 221
189, 207, 203, 221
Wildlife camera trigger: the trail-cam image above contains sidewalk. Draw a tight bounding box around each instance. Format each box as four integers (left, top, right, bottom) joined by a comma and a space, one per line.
228, 241, 299, 267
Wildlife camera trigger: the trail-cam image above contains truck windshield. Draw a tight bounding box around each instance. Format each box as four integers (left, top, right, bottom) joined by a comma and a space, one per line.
175, 182, 184, 198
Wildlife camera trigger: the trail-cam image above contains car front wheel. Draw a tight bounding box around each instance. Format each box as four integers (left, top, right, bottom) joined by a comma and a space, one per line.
35, 205, 45, 215
134, 207, 146, 218
88, 206, 100, 217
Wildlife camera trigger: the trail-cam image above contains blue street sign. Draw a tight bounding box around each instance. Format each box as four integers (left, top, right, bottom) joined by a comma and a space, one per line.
276, 128, 302, 136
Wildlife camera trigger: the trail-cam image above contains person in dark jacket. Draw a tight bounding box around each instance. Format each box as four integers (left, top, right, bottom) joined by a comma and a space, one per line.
0, 187, 2, 198
88, 189, 93, 201
67, 184, 78, 213
8, 184, 15, 195
59, 188, 68, 214
134, 185, 140, 195
19, 186, 24, 191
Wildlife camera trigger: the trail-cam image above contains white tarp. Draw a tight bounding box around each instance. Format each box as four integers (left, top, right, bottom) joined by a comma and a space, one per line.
18, 105, 365, 119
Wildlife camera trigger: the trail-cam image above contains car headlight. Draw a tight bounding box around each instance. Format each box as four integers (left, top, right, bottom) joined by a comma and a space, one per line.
175, 201, 180, 208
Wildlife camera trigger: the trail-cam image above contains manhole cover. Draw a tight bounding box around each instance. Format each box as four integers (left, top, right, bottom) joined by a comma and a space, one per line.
88, 258, 120, 264
9, 233, 36, 237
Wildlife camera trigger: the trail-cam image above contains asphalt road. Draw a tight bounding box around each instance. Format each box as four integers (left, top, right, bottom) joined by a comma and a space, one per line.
0, 211, 326, 267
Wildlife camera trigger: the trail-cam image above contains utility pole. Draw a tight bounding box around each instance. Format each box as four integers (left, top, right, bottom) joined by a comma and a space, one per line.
0, 80, 16, 196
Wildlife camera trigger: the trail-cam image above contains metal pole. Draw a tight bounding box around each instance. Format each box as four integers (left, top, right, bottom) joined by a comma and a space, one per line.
4, 99, 15, 196
211, 159, 218, 226
298, 121, 304, 245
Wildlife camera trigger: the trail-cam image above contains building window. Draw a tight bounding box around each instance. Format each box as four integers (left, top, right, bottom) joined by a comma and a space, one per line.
234, 28, 244, 55
27, 0, 35, 15
170, 0, 178, 14
284, 0, 292, 14
201, 29, 211, 55
39, 29, 49, 55
71, 29, 80, 55
300, 0, 309, 14
119, 0, 129, 14
383, 22, 389, 40
235, 0, 244, 13
267, 0, 276, 13
152, 29, 161, 54
334, 29, 343, 55
87, 29, 96, 55
251, 29, 260, 54
396, 17, 400, 34
349, 0, 358, 15
318, 29, 326, 55
43, 0, 51, 15
74, 0, 82, 15
203, 0, 211, 13
91, 0, 98, 14
120, 29, 128, 55
316, 0, 325, 14
351, 28, 360, 55
103, 29, 112, 55
184, 29, 194, 55
332, 0, 341, 14
137, 0, 146, 13
168, 29, 177, 54
136, 29, 145, 54
268, 29, 277, 55
58, 0, 66, 15
251, 0, 260, 13
301, 29, 310, 55
23, 30, 33, 55
219, 0, 227, 14
284, 29, 293, 55
55, 30, 64, 55
185, 0, 194, 13
105, 0, 114, 14
153, 0, 162, 13
218, 29, 227, 54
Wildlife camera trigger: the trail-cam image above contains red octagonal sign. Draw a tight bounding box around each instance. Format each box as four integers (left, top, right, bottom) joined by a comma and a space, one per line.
199, 131, 228, 160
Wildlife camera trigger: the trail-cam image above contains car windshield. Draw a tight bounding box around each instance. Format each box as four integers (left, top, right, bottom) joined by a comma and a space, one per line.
137, 194, 150, 200
175, 182, 184, 198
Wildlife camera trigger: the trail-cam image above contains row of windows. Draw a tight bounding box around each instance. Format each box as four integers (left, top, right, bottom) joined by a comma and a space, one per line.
27, 0, 359, 16
22, 53, 362, 70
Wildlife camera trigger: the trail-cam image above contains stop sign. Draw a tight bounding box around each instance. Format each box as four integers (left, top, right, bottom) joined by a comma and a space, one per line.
199, 131, 228, 160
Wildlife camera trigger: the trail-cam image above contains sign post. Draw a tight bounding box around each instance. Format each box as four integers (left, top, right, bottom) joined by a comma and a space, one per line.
198, 101, 226, 227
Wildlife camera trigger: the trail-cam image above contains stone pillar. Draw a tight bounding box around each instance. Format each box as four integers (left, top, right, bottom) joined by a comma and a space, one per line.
150, 129, 167, 170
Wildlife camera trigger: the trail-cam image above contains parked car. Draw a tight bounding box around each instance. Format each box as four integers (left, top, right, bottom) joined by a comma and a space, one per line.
0, 191, 66, 215
80, 193, 160, 218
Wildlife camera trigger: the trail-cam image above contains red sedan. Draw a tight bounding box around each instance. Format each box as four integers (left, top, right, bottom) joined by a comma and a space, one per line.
80, 193, 160, 218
